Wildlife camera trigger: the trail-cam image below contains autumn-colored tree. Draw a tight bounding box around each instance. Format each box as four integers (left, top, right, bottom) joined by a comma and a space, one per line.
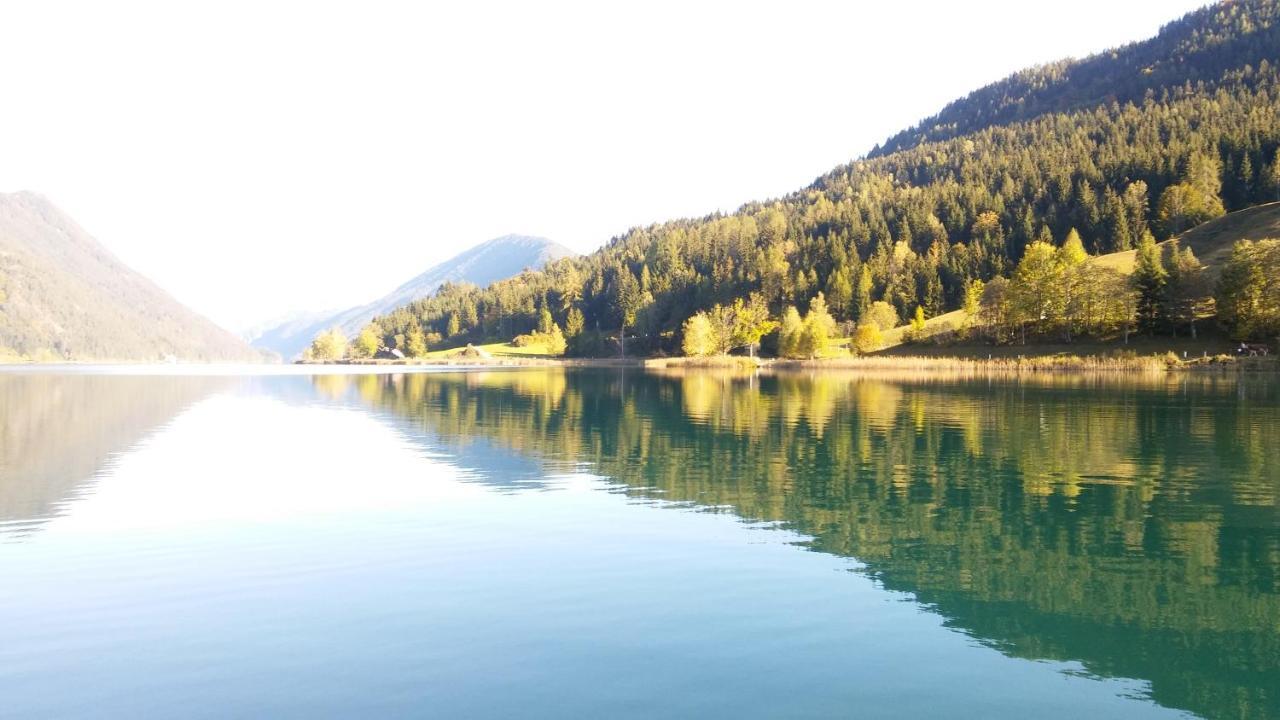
405, 326, 429, 358
307, 328, 348, 362
778, 306, 804, 358
1216, 238, 1280, 340
681, 313, 716, 357
853, 323, 883, 354
865, 301, 898, 333
798, 292, 836, 358
352, 325, 381, 359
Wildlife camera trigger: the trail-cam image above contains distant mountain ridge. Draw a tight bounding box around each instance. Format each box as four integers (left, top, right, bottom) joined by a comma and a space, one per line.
873, 0, 1280, 156
251, 234, 574, 358
0, 192, 257, 362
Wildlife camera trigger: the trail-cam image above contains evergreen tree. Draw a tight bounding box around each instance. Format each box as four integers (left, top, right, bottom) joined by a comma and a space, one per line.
1122, 181, 1150, 241
1265, 149, 1280, 202
1132, 232, 1168, 333
1163, 241, 1211, 338
565, 307, 585, 337
855, 265, 873, 320
1102, 187, 1133, 252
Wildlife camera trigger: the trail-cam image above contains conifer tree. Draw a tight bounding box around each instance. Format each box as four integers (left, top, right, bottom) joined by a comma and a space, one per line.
1132, 232, 1168, 333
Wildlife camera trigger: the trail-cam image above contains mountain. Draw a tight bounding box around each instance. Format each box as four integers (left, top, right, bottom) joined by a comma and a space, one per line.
358, 0, 1280, 355
874, 0, 1280, 157
252, 234, 574, 359
0, 192, 258, 362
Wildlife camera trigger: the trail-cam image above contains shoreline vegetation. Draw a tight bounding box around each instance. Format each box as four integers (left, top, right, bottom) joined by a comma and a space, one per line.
304, 348, 1279, 374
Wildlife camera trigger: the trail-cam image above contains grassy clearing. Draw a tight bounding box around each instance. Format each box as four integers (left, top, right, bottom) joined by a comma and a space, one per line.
422, 341, 557, 360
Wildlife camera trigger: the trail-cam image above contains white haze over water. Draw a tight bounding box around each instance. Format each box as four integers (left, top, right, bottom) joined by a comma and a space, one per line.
0, 0, 1206, 331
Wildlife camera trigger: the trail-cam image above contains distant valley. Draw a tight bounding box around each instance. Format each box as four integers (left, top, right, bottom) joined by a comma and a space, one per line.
249, 235, 574, 359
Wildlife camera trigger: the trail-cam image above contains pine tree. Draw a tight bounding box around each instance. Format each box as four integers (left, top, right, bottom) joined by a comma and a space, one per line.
1266, 149, 1280, 202
537, 307, 555, 335
855, 265, 873, 320
1122, 181, 1150, 241
1132, 232, 1168, 333
565, 307, 585, 337
1163, 241, 1210, 338
1102, 186, 1132, 252
924, 274, 944, 316
826, 268, 853, 319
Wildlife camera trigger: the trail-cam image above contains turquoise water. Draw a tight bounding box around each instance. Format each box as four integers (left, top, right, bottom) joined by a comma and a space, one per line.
0, 368, 1276, 718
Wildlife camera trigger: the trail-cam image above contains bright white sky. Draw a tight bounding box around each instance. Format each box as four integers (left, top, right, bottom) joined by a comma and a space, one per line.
0, 0, 1207, 332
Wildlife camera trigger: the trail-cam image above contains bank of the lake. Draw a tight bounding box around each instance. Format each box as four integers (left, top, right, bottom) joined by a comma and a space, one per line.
303, 351, 1278, 374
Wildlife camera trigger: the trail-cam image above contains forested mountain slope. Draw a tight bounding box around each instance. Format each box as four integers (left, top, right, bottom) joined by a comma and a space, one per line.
360, 0, 1280, 356
874, 0, 1280, 156
254, 234, 572, 359
0, 192, 258, 362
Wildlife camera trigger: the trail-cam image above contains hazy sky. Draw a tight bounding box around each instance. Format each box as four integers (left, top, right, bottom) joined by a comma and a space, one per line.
0, 0, 1208, 331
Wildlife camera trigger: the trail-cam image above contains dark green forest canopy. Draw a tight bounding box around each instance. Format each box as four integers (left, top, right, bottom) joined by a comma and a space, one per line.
362, 0, 1280, 354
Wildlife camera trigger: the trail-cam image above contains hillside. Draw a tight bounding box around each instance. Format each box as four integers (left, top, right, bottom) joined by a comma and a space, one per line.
0, 192, 258, 362
868, 203, 1280, 353
874, 0, 1280, 156
1085, 201, 1280, 274
359, 0, 1280, 357
252, 234, 574, 359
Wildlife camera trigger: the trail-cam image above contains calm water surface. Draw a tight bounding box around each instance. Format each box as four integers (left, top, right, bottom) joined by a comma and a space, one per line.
0, 367, 1277, 718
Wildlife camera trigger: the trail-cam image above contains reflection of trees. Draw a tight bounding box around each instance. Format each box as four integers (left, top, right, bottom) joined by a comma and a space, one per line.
350, 368, 1280, 720
0, 374, 229, 537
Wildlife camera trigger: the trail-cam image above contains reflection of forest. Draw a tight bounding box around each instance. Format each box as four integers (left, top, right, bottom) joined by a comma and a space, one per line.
339, 368, 1280, 720
0, 374, 229, 537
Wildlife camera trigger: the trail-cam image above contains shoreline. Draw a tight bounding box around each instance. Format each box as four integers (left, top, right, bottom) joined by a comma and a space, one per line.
300, 352, 1279, 374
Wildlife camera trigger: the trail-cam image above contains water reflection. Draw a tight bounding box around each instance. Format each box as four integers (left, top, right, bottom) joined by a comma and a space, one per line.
334, 368, 1280, 720
0, 373, 230, 537
0, 368, 1275, 718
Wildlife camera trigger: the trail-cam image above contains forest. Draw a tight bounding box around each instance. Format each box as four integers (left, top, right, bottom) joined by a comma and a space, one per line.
329, 0, 1280, 361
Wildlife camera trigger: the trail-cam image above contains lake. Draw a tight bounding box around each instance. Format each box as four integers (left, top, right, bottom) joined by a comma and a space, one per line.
0, 367, 1277, 719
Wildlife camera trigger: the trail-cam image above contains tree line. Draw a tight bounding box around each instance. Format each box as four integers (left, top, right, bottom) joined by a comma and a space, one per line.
332, 0, 1280, 359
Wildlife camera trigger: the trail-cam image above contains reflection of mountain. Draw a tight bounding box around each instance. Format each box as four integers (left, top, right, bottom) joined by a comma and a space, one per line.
304, 372, 554, 490
0, 373, 229, 537
346, 368, 1280, 720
